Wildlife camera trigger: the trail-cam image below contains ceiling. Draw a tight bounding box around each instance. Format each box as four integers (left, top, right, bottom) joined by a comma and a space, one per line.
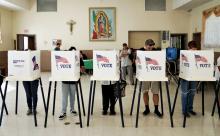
174, 0, 213, 11
0, 0, 30, 11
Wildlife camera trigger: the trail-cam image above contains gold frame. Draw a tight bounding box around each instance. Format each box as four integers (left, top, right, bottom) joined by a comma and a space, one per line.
89, 7, 116, 41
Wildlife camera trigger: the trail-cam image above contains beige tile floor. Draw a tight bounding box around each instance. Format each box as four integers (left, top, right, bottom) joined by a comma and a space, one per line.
0, 72, 220, 136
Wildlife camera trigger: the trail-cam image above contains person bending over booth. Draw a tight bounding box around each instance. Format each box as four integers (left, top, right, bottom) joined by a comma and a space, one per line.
59, 46, 85, 120
22, 49, 39, 115
181, 41, 198, 117
139, 39, 162, 117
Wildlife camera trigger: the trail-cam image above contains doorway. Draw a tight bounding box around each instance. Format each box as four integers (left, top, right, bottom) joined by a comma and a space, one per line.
16, 34, 36, 50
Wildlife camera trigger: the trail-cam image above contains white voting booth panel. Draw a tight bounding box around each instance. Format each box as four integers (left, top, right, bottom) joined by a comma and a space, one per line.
8, 51, 40, 81
136, 50, 167, 81
92, 50, 120, 81
179, 50, 215, 81
51, 51, 80, 81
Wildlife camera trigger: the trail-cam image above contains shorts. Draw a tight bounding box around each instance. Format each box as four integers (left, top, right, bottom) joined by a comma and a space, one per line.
141, 81, 160, 94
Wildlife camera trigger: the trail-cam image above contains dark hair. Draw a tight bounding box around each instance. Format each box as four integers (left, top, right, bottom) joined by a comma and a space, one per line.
69, 46, 76, 51
122, 43, 127, 47
188, 41, 197, 49
56, 42, 61, 46
145, 39, 155, 46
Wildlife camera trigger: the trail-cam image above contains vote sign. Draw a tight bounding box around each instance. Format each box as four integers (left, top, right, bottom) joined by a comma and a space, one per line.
136, 50, 166, 81
93, 50, 119, 79
8, 51, 40, 79
179, 50, 214, 80
51, 51, 80, 79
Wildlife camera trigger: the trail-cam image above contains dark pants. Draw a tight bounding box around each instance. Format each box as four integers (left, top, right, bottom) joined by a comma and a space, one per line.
102, 85, 116, 112
23, 80, 39, 110
0, 75, 3, 89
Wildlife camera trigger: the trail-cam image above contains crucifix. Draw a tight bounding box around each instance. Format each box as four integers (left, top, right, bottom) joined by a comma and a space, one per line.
67, 19, 76, 35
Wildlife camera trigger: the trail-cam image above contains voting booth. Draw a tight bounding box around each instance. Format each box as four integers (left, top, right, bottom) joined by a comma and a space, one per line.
44, 50, 85, 128
92, 50, 120, 80
51, 51, 80, 81
130, 50, 173, 128
136, 50, 167, 81
8, 51, 40, 80
172, 50, 216, 128
87, 50, 125, 128
179, 50, 215, 81
0, 51, 45, 127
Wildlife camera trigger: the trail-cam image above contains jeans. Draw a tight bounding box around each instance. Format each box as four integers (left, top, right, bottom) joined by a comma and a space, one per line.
181, 79, 197, 114
61, 83, 76, 113
23, 80, 39, 110
121, 65, 134, 84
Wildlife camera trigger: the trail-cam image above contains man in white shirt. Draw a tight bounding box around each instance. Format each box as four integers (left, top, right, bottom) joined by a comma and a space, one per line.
120, 43, 134, 85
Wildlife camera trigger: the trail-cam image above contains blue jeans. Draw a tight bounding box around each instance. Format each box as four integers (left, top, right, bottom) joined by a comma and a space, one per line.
181, 79, 197, 114
61, 83, 76, 113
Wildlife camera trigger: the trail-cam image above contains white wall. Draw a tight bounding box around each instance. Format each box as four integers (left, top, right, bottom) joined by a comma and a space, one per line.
0, 7, 13, 51
189, 0, 220, 50
12, 0, 190, 50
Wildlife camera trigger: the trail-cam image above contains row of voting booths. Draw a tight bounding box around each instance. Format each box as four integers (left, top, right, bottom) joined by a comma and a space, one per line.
0, 50, 219, 128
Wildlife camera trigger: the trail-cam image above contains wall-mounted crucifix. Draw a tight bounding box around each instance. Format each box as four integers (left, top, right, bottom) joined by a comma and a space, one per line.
67, 19, 76, 35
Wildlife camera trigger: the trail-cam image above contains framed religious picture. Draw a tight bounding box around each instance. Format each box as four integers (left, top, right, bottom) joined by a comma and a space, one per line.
89, 7, 116, 41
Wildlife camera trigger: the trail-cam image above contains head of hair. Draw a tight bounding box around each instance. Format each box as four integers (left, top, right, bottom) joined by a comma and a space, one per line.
188, 41, 197, 49
145, 39, 155, 46
56, 42, 61, 46
122, 43, 127, 47
69, 46, 76, 51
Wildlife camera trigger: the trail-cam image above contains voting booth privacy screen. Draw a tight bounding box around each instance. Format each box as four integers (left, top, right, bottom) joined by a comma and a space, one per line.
51, 51, 80, 80
8, 51, 40, 78
180, 50, 214, 81
136, 50, 166, 81
93, 50, 120, 80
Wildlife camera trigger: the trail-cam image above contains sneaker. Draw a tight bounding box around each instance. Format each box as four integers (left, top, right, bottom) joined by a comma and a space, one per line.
70, 110, 77, 116
110, 110, 116, 115
59, 113, 66, 120
26, 109, 32, 116
183, 113, 190, 118
102, 111, 108, 115
154, 110, 163, 118
143, 109, 150, 116
189, 111, 197, 116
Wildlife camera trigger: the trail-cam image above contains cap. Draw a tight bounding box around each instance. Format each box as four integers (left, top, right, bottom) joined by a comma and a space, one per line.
145, 39, 155, 46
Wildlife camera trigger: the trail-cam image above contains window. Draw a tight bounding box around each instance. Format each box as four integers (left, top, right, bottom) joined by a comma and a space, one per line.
204, 14, 220, 47
37, 0, 57, 12
145, 0, 166, 11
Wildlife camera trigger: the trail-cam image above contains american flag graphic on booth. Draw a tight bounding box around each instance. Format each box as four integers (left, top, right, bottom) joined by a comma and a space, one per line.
96, 54, 109, 63
181, 54, 188, 62
145, 57, 158, 65
32, 56, 39, 70
55, 55, 69, 64
195, 55, 207, 63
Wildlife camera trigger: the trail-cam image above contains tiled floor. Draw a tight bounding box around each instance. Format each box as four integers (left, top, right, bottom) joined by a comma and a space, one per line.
0, 72, 220, 136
